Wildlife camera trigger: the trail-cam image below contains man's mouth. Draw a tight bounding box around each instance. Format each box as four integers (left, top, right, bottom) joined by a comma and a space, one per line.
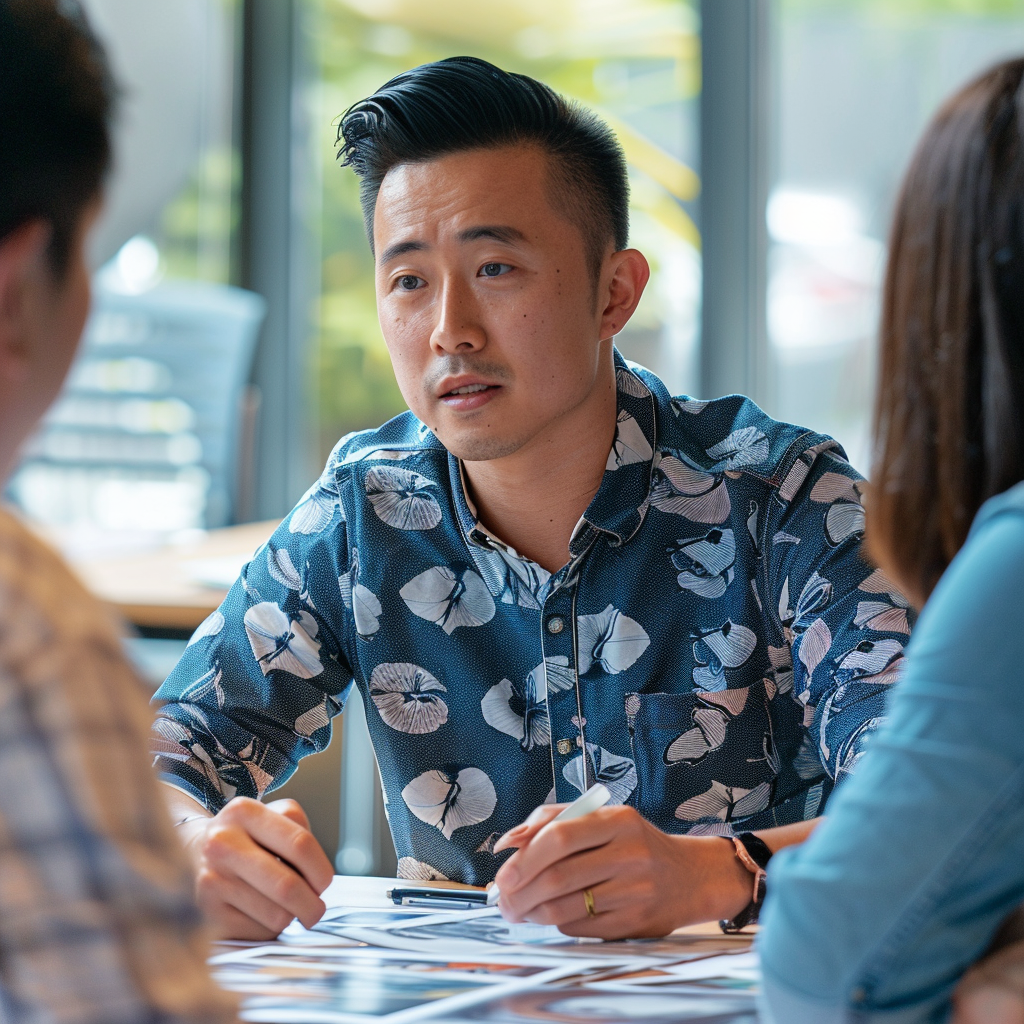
437, 379, 503, 410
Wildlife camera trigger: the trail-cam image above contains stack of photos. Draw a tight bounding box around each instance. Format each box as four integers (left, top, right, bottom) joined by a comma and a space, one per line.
211, 897, 760, 1024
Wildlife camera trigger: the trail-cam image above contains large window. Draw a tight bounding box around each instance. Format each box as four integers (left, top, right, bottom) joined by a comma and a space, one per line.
768, 0, 1024, 471
10, 0, 244, 542
303, 0, 700, 463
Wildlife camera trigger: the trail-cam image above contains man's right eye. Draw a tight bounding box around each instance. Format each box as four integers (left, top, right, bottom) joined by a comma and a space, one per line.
398, 275, 423, 291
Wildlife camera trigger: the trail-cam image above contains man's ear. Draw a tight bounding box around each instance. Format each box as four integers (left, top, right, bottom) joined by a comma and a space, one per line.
0, 220, 51, 382
597, 248, 651, 342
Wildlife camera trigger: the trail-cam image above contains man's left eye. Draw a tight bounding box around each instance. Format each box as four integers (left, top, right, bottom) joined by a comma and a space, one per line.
479, 263, 512, 278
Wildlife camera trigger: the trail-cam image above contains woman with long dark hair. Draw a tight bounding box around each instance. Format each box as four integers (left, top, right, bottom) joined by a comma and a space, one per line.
758, 58, 1024, 1024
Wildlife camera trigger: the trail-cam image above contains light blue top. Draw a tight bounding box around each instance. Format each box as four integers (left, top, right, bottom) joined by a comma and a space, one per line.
758, 481, 1024, 1023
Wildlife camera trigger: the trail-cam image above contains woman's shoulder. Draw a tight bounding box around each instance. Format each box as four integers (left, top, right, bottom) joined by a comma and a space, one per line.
909, 482, 1024, 667
969, 480, 1024, 539
941, 481, 1024, 598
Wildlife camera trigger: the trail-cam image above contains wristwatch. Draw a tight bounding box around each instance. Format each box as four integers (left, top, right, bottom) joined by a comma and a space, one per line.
718, 832, 773, 933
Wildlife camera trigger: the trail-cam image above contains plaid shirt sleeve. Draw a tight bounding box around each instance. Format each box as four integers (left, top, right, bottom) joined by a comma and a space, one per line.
0, 511, 238, 1024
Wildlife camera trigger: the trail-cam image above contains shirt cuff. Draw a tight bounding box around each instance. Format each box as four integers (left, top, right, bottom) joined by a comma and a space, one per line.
155, 766, 226, 815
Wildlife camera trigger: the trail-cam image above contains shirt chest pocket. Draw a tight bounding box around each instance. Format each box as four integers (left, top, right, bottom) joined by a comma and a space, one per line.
625, 682, 778, 834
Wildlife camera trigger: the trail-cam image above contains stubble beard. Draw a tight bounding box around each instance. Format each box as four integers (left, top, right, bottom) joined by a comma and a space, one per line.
432, 424, 526, 463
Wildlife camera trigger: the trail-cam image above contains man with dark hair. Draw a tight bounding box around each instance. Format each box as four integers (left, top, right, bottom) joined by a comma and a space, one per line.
0, 1, 238, 1019
156, 57, 909, 942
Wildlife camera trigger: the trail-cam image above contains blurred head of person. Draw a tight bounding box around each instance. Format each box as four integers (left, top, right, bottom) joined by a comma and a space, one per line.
0, 0, 114, 478
334, 56, 648, 464
868, 57, 1024, 610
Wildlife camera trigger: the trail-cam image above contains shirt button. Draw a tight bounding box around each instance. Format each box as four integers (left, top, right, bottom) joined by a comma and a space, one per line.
546, 616, 565, 635
850, 987, 866, 1004
556, 739, 574, 755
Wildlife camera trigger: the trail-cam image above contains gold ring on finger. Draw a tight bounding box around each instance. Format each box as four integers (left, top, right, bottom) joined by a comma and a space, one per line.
583, 887, 597, 918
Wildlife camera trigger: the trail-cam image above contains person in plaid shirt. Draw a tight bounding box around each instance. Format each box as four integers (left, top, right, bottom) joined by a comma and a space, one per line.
0, 2, 238, 1020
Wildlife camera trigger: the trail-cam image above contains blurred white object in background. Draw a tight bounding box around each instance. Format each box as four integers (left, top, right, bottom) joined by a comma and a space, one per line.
98, 235, 164, 294
766, 188, 885, 471
767, 188, 884, 355
79, 0, 231, 267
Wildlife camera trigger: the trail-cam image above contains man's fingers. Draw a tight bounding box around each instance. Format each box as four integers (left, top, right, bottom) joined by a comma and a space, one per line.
496, 807, 623, 897
221, 839, 327, 929
214, 871, 313, 935
223, 799, 334, 894
952, 988, 1024, 1024
499, 845, 618, 922
515, 879, 614, 927
515, 880, 668, 941
493, 804, 564, 853
267, 797, 312, 831
209, 902, 281, 942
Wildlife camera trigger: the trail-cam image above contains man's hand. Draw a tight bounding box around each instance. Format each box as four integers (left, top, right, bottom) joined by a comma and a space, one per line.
952, 939, 1024, 1024
174, 794, 334, 941
491, 803, 751, 939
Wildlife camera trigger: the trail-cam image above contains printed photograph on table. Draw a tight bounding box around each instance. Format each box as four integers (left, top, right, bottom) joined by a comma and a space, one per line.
218, 962, 491, 1020
315, 916, 568, 951
211, 951, 581, 1024
214, 948, 564, 979
282, 902, 754, 962
296, 905, 572, 954
429, 986, 757, 1023
585, 950, 760, 994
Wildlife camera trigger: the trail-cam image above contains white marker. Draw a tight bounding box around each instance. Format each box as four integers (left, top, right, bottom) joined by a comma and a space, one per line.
486, 783, 612, 907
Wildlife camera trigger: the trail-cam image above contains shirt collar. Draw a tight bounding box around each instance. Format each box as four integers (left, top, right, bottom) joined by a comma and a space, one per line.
574, 350, 658, 550
447, 350, 658, 554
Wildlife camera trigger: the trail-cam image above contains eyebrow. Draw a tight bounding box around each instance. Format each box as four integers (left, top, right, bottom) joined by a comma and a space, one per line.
377, 225, 527, 267
378, 240, 427, 267
457, 225, 527, 246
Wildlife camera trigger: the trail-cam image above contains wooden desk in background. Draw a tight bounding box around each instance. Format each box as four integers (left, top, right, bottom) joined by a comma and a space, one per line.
71, 519, 280, 633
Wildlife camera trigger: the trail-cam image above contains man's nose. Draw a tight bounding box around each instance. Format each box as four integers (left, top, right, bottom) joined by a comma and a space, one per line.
429, 277, 485, 355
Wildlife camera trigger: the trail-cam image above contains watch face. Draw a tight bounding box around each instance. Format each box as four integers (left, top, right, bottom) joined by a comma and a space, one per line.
736, 831, 774, 869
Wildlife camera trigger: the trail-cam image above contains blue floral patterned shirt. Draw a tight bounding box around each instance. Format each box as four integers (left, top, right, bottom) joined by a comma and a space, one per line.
153, 354, 910, 885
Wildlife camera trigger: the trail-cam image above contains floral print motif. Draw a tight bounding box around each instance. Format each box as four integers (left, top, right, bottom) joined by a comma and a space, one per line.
577, 605, 650, 675
400, 566, 495, 634
243, 603, 323, 679
370, 663, 448, 735
402, 767, 497, 840
365, 466, 442, 531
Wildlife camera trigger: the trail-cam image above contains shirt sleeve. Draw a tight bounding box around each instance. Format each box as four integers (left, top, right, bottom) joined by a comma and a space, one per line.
758, 508, 1024, 1021
152, 475, 356, 812
768, 450, 912, 782
0, 531, 239, 1023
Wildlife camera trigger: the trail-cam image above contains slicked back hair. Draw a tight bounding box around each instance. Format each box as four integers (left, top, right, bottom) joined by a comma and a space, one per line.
867, 57, 1024, 609
0, 0, 114, 277
336, 56, 630, 283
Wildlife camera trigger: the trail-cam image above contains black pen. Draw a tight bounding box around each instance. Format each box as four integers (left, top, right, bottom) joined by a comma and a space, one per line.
387, 886, 490, 911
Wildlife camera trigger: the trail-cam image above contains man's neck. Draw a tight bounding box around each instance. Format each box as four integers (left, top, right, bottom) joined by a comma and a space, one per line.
461, 372, 618, 576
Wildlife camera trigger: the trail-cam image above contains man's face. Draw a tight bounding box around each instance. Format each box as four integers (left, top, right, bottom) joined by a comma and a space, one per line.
373, 145, 610, 462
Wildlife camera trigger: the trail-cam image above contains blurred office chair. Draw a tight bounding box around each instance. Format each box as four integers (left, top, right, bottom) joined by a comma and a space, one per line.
9, 277, 265, 538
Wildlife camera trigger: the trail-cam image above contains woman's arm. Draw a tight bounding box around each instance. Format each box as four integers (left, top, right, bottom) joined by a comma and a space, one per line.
758, 510, 1024, 1022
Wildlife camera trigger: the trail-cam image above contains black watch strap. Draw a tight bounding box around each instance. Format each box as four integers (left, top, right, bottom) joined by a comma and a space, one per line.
736, 831, 773, 870
718, 832, 773, 933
